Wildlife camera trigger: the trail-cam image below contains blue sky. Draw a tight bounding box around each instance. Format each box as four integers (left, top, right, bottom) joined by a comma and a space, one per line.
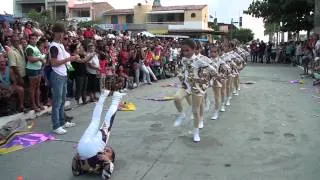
1, 0, 266, 40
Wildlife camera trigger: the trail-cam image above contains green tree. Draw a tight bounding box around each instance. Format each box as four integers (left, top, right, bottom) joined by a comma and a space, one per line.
227, 28, 254, 43
245, 0, 314, 32
27, 9, 53, 24
27, 9, 41, 22
208, 21, 219, 31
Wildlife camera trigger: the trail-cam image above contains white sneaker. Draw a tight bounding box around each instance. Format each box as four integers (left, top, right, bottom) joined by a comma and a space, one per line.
237, 87, 241, 91
211, 110, 219, 120
226, 99, 231, 106
64, 122, 76, 128
53, 127, 67, 135
174, 113, 186, 127
220, 104, 226, 112
234, 91, 239, 96
193, 128, 200, 142
233, 89, 237, 94
199, 119, 204, 129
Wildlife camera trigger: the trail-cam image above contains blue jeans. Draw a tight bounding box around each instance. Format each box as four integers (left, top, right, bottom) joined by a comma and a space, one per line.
50, 71, 67, 130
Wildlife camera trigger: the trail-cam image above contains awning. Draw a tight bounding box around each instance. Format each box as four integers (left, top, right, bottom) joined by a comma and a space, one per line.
147, 10, 184, 14
147, 29, 168, 35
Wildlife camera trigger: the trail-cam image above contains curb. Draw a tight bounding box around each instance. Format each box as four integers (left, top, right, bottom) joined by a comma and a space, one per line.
0, 101, 71, 128
297, 65, 312, 75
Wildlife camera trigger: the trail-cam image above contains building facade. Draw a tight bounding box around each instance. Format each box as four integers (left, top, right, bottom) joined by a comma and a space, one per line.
68, 1, 113, 22
13, 0, 68, 19
102, 2, 212, 38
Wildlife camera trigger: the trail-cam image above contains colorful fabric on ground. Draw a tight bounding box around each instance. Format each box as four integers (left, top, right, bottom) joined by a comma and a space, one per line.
160, 83, 180, 88
144, 96, 175, 101
0, 131, 55, 155
289, 80, 304, 84
118, 102, 136, 111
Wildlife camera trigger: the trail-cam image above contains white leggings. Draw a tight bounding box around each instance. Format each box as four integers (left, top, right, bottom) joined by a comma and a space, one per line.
77, 91, 122, 160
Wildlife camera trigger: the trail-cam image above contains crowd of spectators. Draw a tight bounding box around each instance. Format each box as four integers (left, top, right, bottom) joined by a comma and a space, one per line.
249, 36, 320, 78
0, 20, 186, 117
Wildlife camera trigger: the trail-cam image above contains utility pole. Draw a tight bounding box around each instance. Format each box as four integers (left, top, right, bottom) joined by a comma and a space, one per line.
315, 0, 320, 33
230, 18, 239, 40
54, 0, 57, 20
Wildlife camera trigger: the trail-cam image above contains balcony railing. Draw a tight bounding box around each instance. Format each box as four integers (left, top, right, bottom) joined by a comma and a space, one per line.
16, 0, 45, 3
47, 0, 68, 2
146, 21, 184, 25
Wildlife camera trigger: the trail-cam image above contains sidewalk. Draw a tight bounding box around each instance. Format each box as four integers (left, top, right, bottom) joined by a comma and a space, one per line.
0, 101, 71, 128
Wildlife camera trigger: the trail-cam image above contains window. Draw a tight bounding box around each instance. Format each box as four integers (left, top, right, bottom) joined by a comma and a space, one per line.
167, 14, 174, 21
191, 13, 196, 18
178, 13, 184, 22
111, 15, 118, 24
126, 15, 133, 23
73, 10, 90, 17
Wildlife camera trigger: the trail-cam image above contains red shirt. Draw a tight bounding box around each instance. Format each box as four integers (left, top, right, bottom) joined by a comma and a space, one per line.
99, 60, 107, 75
154, 45, 163, 56
120, 50, 129, 65
24, 28, 32, 36
83, 29, 94, 39
145, 51, 153, 66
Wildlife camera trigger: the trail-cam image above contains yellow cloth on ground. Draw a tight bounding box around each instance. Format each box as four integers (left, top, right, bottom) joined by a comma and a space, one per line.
118, 102, 136, 111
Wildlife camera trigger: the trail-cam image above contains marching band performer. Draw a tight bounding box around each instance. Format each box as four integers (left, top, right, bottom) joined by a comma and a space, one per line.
179, 39, 218, 142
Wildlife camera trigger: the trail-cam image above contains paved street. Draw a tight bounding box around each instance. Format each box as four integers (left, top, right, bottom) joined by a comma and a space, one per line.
1, 64, 320, 180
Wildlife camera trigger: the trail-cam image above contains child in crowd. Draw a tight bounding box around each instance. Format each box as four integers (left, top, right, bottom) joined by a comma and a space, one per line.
99, 53, 107, 92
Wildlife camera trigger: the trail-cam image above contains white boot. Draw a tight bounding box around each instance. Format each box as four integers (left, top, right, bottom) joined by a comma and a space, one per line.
220, 101, 226, 112
226, 97, 231, 106
199, 117, 204, 129
193, 128, 200, 142
174, 112, 186, 127
211, 109, 219, 120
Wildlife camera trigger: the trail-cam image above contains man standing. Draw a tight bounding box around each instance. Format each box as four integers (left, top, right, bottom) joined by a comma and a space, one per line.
7, 36, 25, 87
49, 23, 79, 135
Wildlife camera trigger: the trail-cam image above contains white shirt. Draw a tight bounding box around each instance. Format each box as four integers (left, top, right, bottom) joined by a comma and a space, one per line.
87, 54, 100, 75
170, 48, 179, 61
50, 42, 69, 76
315, 40, 320, 57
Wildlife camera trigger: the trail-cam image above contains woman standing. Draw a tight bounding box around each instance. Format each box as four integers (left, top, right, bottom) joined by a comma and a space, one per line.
71, 43, 95, 105
86, 43, 100, 102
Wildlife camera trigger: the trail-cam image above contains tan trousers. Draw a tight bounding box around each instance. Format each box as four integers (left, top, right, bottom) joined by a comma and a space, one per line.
213, 87, 221, 110
192, 94, 204, 128
174, 88, 192, 113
